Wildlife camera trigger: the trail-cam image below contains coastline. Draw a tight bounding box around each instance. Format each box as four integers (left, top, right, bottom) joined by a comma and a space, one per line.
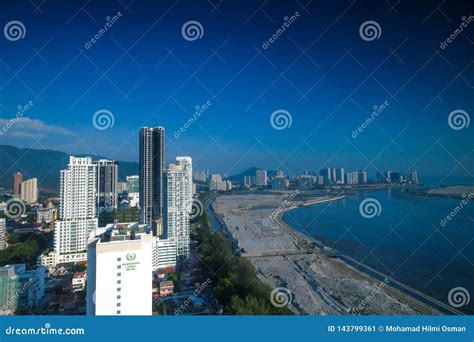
211, 193, 441, 315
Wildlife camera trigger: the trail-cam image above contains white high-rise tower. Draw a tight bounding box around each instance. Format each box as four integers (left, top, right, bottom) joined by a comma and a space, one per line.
163, 157, 192, 258
54, 157, 98, 264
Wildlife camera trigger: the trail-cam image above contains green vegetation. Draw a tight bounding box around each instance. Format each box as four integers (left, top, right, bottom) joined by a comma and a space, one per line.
0, 231, 53, 267
194, 208, 293, 315
0, 239, 39, 266
99, 207, 140, 226
74, 263, 87, 272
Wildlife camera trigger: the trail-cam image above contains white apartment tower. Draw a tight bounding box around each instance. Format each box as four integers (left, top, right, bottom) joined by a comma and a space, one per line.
0, 218, 6, 250
54, 157, 98, 264
163, 157, 192, 258
256, 170, 267, 186
20, 178, 38, 204
87, 231, 152, 316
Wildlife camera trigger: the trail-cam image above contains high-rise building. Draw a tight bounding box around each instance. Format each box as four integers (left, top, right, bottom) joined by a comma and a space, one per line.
320, 168, 332, 185
164, 157, 193, 258
95, 160, 118, 210
87, 230, 152, 316
20, 178, 38, 204
410, 169, 418, 184
345, 172, 354, 185
0, 218, 6, 250
139, 127, 165, 232
244, 175, 252, 187
126, 175, 139, 193
334, 168, 345, 184
54, 157, 98, 264
256, 170, 267, 186
357, 170, 368, 184
12, 172, 23, 196
152, 237, 177, 271
0, 264, 46, 315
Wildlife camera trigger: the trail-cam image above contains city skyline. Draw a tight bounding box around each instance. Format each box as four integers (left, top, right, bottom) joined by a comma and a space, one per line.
0, 1, 472, 180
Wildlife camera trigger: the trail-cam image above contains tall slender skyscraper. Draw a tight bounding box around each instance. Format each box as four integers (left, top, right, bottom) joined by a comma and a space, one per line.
94, 159, 118, 210
12, 172, 23, 196
54, 157, 98, 264
163, 157, 192, 258
139, 127, 165, 233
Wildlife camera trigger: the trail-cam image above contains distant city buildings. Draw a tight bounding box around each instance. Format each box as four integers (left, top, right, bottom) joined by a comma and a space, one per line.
126, 175, 139, 208
0, 264, 46, 315
54, 157, 98, 265
193, 170, 209, 183
95, 159, 118, 210
410, 169, 418, 184
271, 171, 289, 191
20, 178, 38, 204
87, 229, 152, 316
12, 172, 23, 196
139, 127, 165, 233
256, 170, 268, 186
152, 237, 177, 271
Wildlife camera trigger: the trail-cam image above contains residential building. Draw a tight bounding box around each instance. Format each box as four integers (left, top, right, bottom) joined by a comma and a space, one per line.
320, 168, 332, 185
72, 271, 87, 292
410, 169, 418, 184
12, 172, 23, 196
0, 218, 6, 250
256, 170, 267, 186
54, 157, 98, 264
357, 170, 368, 184
37, 208, 56, 224
95, 160, 118, 210
87, 230, 152, 316
334, 168, 345, 184
152, 237, 177, 271
244, 175, 252, 187
126, 176, 139, 208
139, 127, 165, 233
0, 264, 46, 315
20, 178, 38, 204
164, 157, 193, 258
159, 280, 174, 297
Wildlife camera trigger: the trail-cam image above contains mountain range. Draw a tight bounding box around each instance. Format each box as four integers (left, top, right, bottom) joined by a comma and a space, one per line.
0, 145, 138, 191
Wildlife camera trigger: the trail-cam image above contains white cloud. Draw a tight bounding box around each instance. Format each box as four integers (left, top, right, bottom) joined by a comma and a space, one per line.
0, 117, 75, 138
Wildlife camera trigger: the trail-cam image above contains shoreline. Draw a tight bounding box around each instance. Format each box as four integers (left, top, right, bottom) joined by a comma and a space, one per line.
212, 193, 442, 315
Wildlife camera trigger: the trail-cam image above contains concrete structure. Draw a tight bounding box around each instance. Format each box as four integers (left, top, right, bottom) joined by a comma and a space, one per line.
139, 127, 165, 233
152, 237, 177, 271
410, 169, 418, 184
37, 208, 56, 224
159, 280, 174, 297
256, 170, 267, 186
334, 168, 345, 184
12, 172, 23, 196
0, 264, 46, 315
95, 159, 118, 210
320, 168, 332, 185
20, 178, 38, 204
72, 271, 87, 292
0, 218, 6, 250
54, 157, 98, 265
87, 230, 153, 316
164, 157, 193, 258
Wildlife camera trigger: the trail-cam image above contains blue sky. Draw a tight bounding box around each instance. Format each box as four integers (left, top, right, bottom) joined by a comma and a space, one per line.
0, 0, 473, 180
